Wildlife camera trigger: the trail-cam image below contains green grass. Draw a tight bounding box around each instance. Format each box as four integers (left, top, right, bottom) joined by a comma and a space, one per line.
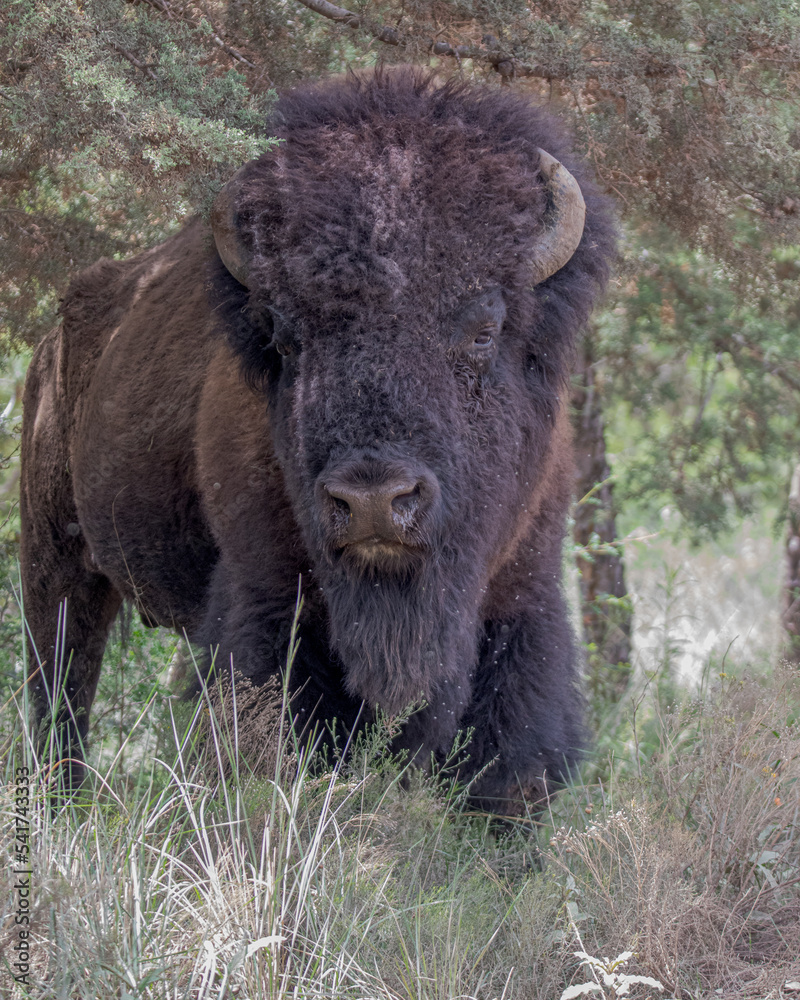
1, 609, 799, 1000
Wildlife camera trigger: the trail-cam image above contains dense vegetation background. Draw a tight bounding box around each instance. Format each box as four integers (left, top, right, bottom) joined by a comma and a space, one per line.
1, 2, 799, 998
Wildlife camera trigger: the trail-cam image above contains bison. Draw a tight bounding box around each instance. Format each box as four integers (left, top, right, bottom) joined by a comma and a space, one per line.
20, 68, 615, 814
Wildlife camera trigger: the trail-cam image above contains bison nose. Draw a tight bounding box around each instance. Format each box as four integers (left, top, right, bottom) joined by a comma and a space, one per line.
321, 468, 438, 547
325, 480, 420, 543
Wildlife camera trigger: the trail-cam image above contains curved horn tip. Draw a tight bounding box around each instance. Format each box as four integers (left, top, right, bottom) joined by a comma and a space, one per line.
211, 169, 253, 290
530, 147, 587, 286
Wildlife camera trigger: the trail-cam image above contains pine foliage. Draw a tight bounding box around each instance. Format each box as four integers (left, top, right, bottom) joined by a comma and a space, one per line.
0, 0, 278, 349
3, 0, 799, 350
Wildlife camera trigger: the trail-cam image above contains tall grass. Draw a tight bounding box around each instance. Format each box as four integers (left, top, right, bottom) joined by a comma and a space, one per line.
1, 611, 799, 999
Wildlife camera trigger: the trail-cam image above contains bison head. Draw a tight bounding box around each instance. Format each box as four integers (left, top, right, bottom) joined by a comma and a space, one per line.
209, 70, 612, 722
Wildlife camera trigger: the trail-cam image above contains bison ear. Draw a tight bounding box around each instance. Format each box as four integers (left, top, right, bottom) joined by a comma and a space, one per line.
211, 166, 254, 290
530, 149, 586, 286
228, 303, 285, 392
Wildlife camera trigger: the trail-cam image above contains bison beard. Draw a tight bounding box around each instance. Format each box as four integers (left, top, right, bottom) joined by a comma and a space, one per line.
323, 555, 479, 718
20, 67, 616, 814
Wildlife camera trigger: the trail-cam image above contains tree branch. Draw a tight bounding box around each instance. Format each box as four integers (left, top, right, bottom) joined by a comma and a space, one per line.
293, 0, 400, 44
196, 1, 257, 69
130, 0, 257, 70
134, 0, 173, 16
297, 0, 361, 29
110, 42, 158, 81
291, 0, 560, 76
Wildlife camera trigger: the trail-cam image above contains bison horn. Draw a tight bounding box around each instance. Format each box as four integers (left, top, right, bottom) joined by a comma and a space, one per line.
212, 151, 584, 290
211, 167, 253, 289
530, 149, 586, 285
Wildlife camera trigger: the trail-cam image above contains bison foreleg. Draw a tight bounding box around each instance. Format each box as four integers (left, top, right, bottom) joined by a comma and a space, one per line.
22, 561, 122, 795
457, 601, 586, 817
20, 330, 123, 795
197, 568, 366, 759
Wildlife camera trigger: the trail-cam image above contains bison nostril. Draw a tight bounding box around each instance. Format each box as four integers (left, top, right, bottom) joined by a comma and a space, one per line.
391, 484, 421, 517
327, 492, 352, 533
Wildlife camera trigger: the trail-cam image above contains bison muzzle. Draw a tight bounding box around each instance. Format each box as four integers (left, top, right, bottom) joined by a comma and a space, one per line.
20, 68, 615, 813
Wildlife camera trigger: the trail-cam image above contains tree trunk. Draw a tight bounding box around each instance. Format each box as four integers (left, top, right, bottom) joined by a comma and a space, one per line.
571, 331, 633, 705
781, 462, 800, 665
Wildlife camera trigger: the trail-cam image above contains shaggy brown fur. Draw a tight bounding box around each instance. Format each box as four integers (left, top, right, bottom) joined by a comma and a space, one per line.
20, 69, 615, 812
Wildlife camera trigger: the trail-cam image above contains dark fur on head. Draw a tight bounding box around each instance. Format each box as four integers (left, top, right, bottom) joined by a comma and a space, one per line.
210, 67, 613, 391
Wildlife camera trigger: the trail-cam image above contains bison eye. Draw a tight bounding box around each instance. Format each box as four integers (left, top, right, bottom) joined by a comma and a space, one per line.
275, 341, 292, 357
